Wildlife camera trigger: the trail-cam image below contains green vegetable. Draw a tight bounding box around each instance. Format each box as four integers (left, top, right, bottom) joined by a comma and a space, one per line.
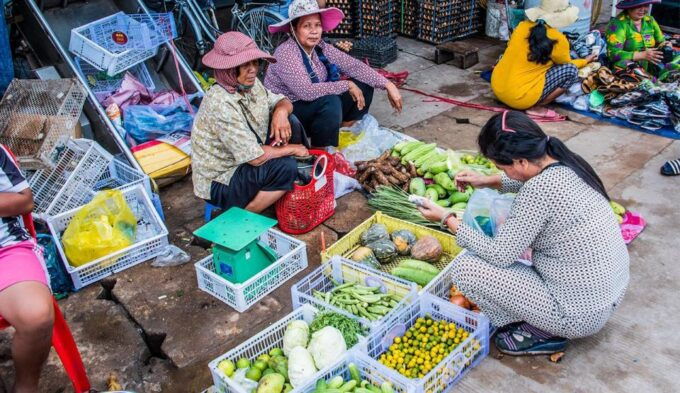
354, 389, 375, 393
392, 141, 409, 153
267, 356, 288, 381
339, 380, 357, 392
391, 266, 438, 286
429, 161, 449, 175
399, 141, 424, 156
391, 229, 417, 255
380, 382, 394, 393
408, 178, 426, 196
419, 154, 446, 172
367, 187, 439, 228
360, 224, 389, 246
451, 202, 467, 210
366, 239, 398, 263
402, 143, 436, 164
327, 376, 344, 389
424, 187, 439, 201
435, 199, 451, 207
449, 191, 469, 204
257, 373, 285, 393
390, 150, 400, 157
348, 363, 362, 382
350, 247, 381, 270
309, 312, 366, 348
398, 259, 441, 275
427, 184, 447, 198
413, 150, 438, 168
433, 172, 456, 191
315, 379, 327, 393
423, 172, 434, 179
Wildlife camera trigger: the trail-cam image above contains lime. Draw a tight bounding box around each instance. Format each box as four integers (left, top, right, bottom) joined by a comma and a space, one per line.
262, 368, 276, 376
257, 354, 271, 363
236, 358, 251, 369
269, 347, 284, 357
245, 367, 262, 382
253, 360, 268, 371
217, 359, 235, 377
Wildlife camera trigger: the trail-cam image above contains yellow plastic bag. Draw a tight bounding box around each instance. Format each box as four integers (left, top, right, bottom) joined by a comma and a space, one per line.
62, 190, 137, 267
337, 130, 365, 150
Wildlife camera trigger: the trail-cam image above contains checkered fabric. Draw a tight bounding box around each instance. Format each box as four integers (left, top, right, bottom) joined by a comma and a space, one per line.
539, 63, 579, 102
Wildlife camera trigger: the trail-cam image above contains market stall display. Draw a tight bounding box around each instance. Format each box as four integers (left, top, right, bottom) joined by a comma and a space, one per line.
209, 304, 369, 393
46, 185, 168, 290
291, 256, 417, 328
322, 212, 462, 289
364, 294, 489, 392
194, 209, 308, 312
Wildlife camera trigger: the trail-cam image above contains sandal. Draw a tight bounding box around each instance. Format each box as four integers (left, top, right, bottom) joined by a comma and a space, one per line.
494, 323, 567, 356
610, 91, 645, 107
581, 74, 598, 94
597, 67, 616, 85
661, 159, 680, 176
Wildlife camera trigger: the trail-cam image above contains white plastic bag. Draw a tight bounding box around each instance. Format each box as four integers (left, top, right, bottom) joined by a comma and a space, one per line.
151, 245, 191, 267
338, 115, 400, 163
333, 172, 362, 199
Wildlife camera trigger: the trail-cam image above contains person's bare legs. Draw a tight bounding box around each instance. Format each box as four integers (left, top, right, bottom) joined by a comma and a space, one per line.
245, 190, 287, 213
526, 87, 566, 117
0, 281, 54, 393
340, 120, 358, 128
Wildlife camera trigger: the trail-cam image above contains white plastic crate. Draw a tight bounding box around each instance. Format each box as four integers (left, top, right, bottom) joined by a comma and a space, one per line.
195, 228, 308, 312
46, 185, 168, 289
297, 352, 416, 393
291, 256, 418, 330
209, 304, 368, 393
69, 12, 177, 76
73, 56, 155, 99
363, 294, 490, 393
28, 138, 148, 217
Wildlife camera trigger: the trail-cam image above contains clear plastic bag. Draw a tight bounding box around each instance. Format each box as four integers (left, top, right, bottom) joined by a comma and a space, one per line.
337, 114, 401, 163
463, 189, 532, 265
151, 245, 191, 267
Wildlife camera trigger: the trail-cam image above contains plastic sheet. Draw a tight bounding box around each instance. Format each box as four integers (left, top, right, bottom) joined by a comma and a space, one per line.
335, 114, 402, 164
123, 103, 195, 143
152, 245, 191, 267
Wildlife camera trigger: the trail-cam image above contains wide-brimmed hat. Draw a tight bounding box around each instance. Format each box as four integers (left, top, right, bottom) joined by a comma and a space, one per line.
525, 0, 580, 29
202, 32, 275, 70
615, 0, 661, 9
268, 0, 344, 34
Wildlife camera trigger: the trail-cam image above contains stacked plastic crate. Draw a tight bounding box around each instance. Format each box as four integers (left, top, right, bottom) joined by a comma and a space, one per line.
325, 0, 355, 37
417, 0, 482, 44
396, 0, 419, 38
355, 0, 397, 38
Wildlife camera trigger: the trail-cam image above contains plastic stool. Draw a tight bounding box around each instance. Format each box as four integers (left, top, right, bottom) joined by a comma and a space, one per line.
204, 202, 221, 222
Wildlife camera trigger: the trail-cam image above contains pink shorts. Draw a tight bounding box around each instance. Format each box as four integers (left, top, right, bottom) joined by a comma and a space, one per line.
0, 240, 49, 292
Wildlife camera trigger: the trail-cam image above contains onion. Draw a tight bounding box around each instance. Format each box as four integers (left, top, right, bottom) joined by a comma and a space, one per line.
450, 294, 471, 309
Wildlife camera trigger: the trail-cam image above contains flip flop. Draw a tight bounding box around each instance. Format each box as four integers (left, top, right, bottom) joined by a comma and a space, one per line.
661, 159, 680, 176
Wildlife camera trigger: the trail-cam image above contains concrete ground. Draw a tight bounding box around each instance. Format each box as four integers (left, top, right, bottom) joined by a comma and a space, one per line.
1, 35, 679, 392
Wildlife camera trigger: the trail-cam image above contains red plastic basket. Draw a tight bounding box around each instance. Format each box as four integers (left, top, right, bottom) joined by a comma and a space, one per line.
276, 150, 335, 234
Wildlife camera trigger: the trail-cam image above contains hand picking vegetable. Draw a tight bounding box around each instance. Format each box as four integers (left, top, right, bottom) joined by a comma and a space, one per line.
309, 312, 366, 348
312, 281, 403, 321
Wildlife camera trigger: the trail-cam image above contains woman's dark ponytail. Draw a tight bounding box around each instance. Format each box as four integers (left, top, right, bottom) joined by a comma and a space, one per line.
478, 111, 610, 200
528, 20, 556, 64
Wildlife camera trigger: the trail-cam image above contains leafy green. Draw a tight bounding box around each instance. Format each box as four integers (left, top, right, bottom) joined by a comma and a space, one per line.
309, 312, 365, 347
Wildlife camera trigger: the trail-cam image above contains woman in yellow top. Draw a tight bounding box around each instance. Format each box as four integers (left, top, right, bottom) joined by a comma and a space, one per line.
491, 0, 597, 117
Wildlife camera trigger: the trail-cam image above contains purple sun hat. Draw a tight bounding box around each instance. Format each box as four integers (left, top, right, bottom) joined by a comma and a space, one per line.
615, 0, 661, 9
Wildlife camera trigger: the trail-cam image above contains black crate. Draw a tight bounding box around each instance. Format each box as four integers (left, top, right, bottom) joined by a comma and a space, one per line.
355, 0, 398, 38
349, 36, 398, 68
417, 0, 482, 44
396, 0, 419, 37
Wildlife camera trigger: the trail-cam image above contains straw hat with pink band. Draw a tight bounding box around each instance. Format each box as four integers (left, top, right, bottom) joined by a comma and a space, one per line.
268, 0, 345, 34
202, 31, 276, 93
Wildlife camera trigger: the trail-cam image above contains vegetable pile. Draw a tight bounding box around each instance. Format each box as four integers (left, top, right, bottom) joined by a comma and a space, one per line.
309, 312, 366, 348
313, 281, 403, 322
218, 318, 352, 392
449, 286, 479, 312
350, 223, 444, 286
378, 315, 480, 379
311, 364, 394, 393
355, 150, 417, 193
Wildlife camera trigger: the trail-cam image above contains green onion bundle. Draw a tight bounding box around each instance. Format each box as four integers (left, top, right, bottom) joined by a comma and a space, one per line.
367, 186, 439, 228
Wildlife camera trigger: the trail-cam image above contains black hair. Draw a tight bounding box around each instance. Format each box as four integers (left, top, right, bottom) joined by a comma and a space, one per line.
479, 111, 609, 200
528, 20, 557, 64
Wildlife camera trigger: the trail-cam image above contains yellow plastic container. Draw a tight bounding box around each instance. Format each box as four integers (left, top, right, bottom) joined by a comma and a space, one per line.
321, 211, 463, 290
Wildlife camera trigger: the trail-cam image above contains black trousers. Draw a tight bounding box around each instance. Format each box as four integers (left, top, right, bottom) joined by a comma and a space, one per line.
292, 79, 374, 147
208, 114, 306, 210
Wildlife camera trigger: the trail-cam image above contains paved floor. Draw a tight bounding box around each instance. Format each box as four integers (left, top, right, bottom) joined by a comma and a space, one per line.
1, 35, 679, 392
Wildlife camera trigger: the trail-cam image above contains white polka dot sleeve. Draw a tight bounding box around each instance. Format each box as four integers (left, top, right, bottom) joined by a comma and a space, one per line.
499, 173, 524, 194
457, 177, 549, 268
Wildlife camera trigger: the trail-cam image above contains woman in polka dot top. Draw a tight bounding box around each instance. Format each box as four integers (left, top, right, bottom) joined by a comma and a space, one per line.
418, 111, 630, 356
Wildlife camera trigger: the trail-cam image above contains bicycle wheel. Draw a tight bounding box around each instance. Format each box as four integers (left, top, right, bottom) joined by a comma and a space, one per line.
232, 7, 286, 54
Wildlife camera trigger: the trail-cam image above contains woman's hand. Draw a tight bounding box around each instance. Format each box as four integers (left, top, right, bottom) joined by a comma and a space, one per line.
416, 199, 460, 232
636, 48, 664, 64
585, 54, 598, 63
454, 170, 500, 191
290, 144, 309, 157
347, 81, 366, 111
270, 109, 292, 146
385, 82, 403, 113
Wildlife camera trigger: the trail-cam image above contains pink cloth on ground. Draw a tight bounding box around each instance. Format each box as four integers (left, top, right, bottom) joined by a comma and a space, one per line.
620, 210, 646, 244
0, 240, 48, 292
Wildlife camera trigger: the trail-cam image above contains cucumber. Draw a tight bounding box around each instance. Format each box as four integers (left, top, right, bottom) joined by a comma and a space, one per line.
414, 150, 438, 168
391, 267, 437, 286
399, 141, 424, 156
328, 376, 344, 389
381, 382, 395, 393
420, 155, 446, 173
398, 259, 441, 275
425, 188, 439, 202
451, 202, 467, 210
436, 199, 451, 207
402, 143, 436, 164
429, 161, 449, 174
339, 381, 357, 393
427, 184, 447, 198
348, 363, 362, 383
392, 140, 409, 153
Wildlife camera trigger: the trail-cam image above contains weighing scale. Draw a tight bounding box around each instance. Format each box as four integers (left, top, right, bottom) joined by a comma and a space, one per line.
193, 208, 278, 284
